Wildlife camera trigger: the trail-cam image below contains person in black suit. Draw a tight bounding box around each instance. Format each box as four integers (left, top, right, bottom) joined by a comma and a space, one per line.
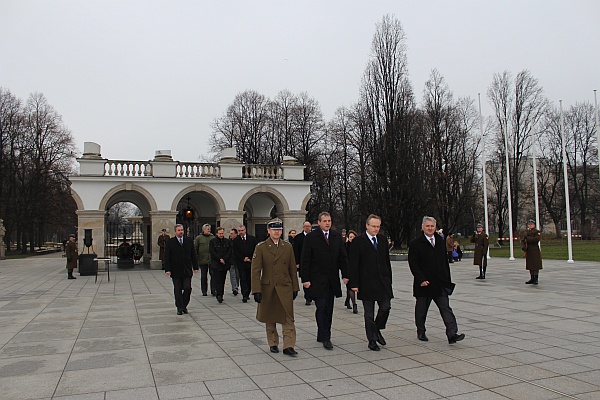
293, 221, 313, 305
164, 224, 199, 315
301, 212, 349, 350
209, 226, 233, 304
349, 215, 393, 351
408, 216, 465, 344
232, 225, 258, 303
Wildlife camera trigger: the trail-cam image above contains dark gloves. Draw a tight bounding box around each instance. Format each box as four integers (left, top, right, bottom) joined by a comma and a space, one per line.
293, 291, 298, 300
67, 258, 71, 262
253, 293, 262, 303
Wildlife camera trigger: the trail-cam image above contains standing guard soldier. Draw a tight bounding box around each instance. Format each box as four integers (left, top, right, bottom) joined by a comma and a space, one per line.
65, 234, 78, 279
157, 228, 170, 270
251, 219, 299, 356
470, 223, 489, 279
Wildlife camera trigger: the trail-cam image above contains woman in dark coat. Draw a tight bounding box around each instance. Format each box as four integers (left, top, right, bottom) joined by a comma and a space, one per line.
522, 220, 542, 285
344, 230, 359, 314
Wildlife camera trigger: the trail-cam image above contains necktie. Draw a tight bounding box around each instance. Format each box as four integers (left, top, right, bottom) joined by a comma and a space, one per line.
179, 237, 183, 246
324, 232, 329, 243
242, 236, 246, 242
372, 236, 378, 249
429, 237, 435, 247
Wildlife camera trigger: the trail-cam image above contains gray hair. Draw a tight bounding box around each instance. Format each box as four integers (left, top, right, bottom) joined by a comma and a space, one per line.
202, 223, 211, 230
237, 225, 246, 230
421, 216, 436, 225
174, 223, 184, 230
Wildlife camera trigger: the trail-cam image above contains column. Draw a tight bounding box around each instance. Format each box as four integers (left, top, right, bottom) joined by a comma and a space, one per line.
76, 210, 106, 257
216, 210, 246, 232
278, 210, 307, 236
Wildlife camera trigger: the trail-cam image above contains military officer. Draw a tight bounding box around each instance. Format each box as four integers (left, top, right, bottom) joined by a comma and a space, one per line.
65, 234, 78, 279
157, 228, 170, 269
251, 219, 300, 356
470, 223, 489, 279
522, 220, 542, 285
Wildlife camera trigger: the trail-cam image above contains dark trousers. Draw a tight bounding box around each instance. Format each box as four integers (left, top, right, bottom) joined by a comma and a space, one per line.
314, 289, 335, 341
199, 264, 209, 294
208, 267, 217, 295
238, 265, 252, 298
362, 298, 391, 341
297, 269, 312, 302
172, 276, 192, 311
478, 255, 488, 276
212, 269, 228, 296
415, 293, 458, 339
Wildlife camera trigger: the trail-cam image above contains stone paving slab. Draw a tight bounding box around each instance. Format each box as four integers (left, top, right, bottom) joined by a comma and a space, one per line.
0, 253, 599, 399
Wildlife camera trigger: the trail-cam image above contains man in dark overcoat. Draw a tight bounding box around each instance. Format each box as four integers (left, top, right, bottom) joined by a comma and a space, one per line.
232, 225, 258, 303
164, 224, 199, 315
470, 223, 489, 279
349, 214, 393, 351
65, 234, 78, 279
301, 212, 349, 350
209, 226, 232, 303
251, 219, 299, 356
408, 216, 465, 344
293, 221, 313, 305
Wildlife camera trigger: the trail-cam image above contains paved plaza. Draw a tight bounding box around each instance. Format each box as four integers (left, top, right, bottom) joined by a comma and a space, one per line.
0, 253, 599, 400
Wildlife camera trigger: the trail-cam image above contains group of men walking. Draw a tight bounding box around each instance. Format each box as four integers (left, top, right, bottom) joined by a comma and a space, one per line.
162, 213, 465, 356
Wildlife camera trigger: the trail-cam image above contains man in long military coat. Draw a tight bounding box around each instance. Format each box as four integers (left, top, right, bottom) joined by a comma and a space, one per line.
251, 219, 299, 356
470, 223, 489, 279
523, 220, 542, 285
349, 214, 393, 351
65, 234, 78, 279
157, 229, 170, 269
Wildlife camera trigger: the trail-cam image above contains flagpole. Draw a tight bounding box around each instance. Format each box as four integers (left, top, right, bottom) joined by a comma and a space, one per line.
478, 94, 490, 258
502, 107, 515, 260
595, 90, 599, 180
531, 132, 541, 250
560, 100, 574, 263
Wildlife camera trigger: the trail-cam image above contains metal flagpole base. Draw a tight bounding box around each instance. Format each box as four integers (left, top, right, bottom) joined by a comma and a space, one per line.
508, 257, 515, 261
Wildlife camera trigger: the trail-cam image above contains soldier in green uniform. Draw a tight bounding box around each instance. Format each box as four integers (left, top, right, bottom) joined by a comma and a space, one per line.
251, 219, 300, 356
470, 223, 489, 279
522, 220, 542, 285
65, 234, 78, 279
157, 228, 170, 269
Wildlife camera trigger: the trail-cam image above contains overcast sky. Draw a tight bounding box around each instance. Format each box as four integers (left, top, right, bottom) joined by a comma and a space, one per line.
2, 0, 598, 162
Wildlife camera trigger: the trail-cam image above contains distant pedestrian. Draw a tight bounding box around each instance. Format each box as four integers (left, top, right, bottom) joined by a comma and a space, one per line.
65, 234, 78, 280
344, 230, 359, 314
251, 219, 299, 356
445, 233, 454, 264
194, 224, 214, 296
471, 223, 489, 279
164, 224, 199, 315
522, 220, 542, 285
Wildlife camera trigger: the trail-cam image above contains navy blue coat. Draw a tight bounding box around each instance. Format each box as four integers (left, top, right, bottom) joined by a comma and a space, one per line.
408, 232, 454, 298
348, 234, 393, 301
300, 229, 348, 298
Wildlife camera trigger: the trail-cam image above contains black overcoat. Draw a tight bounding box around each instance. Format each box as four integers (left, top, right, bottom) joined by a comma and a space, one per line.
164, 236, 199, 278
348, 234, 394, 301
293, 231, 307, 265
209, 237, 232, 272
232, 234, 258, 270
408, 233, 454, 298
300, 229, 348, 298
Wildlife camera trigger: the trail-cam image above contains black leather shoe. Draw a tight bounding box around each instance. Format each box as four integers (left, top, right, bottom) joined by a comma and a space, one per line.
233, 290, 238, 296
353, 304, 358, 314
305, 300, 312, 306
177, 309, 183, 315
368, 340, 380, 351
317, 337, 322, 343
242, 297, 248, 303
417, 333, 429, 341
283, 347, 298, 356
269, 346, 279, 353
376, 331, 386, 346
182, 308, 188, 314
322, 340, 333, 350
217, 295, 223, 303
202, 292, 207, 296
68, 276, 76, 279
448, 333, 465, 344
476, 275, 483, 279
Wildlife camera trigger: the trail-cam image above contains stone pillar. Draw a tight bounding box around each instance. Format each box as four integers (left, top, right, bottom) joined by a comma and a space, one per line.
216, 210, 245, 233
0, 219, 6, 260
278, 210, 307, 236
76, 210, 106, 257
150, 211, 178, 270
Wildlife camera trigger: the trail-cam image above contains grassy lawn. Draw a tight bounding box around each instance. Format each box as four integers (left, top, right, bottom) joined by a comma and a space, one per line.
488, 239, 600, 262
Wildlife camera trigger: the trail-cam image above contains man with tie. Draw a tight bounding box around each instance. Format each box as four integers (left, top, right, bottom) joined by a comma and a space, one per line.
349, 214, 393, 351
232, 225, 258, 303
251, 219, 299, 356
164, 224, 199, 315
408, 216, 465, 344
301, 212, 349, 350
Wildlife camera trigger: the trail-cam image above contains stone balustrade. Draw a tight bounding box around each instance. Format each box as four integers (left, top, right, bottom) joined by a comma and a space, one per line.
176, 163, 221, 178
242, 165, 284, 179
105, 160, 152, 177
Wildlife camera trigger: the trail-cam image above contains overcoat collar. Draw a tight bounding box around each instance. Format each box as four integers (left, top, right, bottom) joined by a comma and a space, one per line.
265, 237, 284, 260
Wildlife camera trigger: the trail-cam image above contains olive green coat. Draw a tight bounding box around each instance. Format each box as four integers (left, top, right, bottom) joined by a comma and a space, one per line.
157, 233, 170, 261
470, 233, 489, 266
65, 240, 78, 270
251, 238, 299, 324
523, 229, 542, 271
194, 233, 214, 265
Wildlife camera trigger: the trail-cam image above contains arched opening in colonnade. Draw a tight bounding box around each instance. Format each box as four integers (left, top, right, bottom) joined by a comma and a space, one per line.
242, 191, 288, 242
